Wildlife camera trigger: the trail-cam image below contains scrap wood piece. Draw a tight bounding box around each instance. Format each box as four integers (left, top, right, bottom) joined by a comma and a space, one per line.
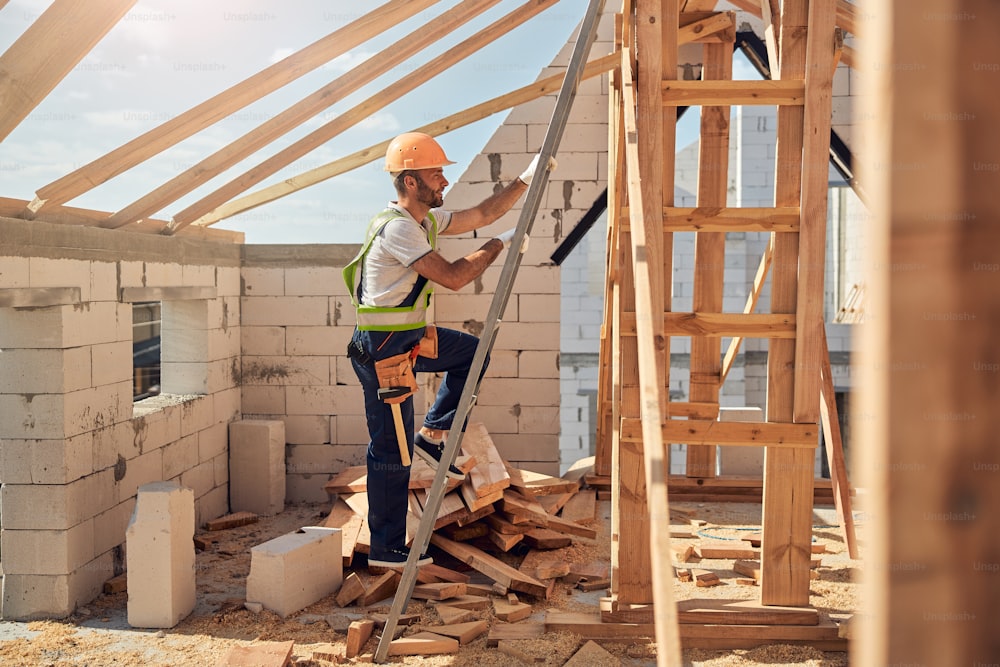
561, 456, 594, 484
733, 559, 761, 580
697, 540, 759, 560
582, 473, 611, 489
369, 612, 421, 627
335, 572, 366, 607
346, 619, 375, 659
324, 458, 470, 494
322, 498, 363, 566
673, 544, 695, 563
464, 583, 495, 597
429, 594, 492, 611
204, 511, 258, 531
563, 561, 610, 584
577, 578, 611, 592
455, 501, 496, 526
412, 488, 467, 529
387, 631, 459, 656
523, 528, 572, 550
676, 568, 693, 583
520, 468, 581, 496
493, 599, 533, 622
498, 639, 546, 663
417, 619, 488, 644
420, 563, 471, 584
499, 490, 549, 526
487, 529, 525, 553
440, 520, 489, 541
460, 422, 511, 498
487, 622, 546, 646
309, 644, 340, 663
678, 619, 846, 651
218, 640, 295, 666
533, 560, 571, 580
361, 571, 400, 607
742, 532, 762, 547
103, 573, 127, 595
538, 492, 575, 515
484, 513, 534, 535
692, 569, 722, 587
559, 488, 596, 522
411, 582, 467, 601
544, 514, 598, 539
503, 461, 537, 499
564, 640, 621, 667
435, 605, 476, 625
677, 599, 820, 626
460, 482, 504, 512
430, 534, 548, 598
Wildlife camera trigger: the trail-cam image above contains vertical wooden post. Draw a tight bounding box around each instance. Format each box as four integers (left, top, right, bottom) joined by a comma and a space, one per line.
856, 0, 1000, 664
685, 39, 733, 478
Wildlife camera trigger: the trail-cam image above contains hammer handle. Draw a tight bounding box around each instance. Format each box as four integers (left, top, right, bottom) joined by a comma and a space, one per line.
389, 403, 410, 466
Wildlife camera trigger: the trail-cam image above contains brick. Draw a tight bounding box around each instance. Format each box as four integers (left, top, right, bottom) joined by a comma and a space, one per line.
162, 434, 199, 480
246, 526, 342, 618
483, 124, 526, 153
482, 349, 518, 378
286, 385, 335, 416
229, 420, 285, 515
285, 267, 342, 296
283, 415, 330, 445
1, 551, 110, 621
89, 260, 117, 302
0, 433, 93, 485
432, 294, 499, 324
92, 421, 133, 469
160, 361, 208, 395
179, 396, 215, 437
330, 296, 353, 325
242, 385, 286, 414
180, 460, 216, 500
204, 357, 238, 394
285, 444, 337, 476
240, 296, 328, 326
131, 403, 182, 454
1, 470, 114, 531
198, 422, 228, 463
119, 261, 143, 288
119, 449, 165, 502
518, 351, 559, 379
91, 341, 133, 386
0, 346, 91, 394
213, 387, 240, 425
126, 482, 196, 628
241, 325, 285, 356
1, 520, 95, 575
211, 452, 228, 487
241, 267, 285, 296
333, 415, 369, 447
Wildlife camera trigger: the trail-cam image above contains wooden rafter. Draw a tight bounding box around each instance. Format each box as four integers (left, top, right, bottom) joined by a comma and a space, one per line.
190, 52, 620, 228
168, 0, 560, 234
0, 0, 136, 143
26, 0, 439, 215
103, 0, 503, 229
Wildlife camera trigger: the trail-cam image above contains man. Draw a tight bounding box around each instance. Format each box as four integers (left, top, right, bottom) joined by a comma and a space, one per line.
343, 132, 554, 568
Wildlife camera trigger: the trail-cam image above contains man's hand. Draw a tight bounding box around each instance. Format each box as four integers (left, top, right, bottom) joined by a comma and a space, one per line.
518, 154, 558, 186
495, 228, 530, 253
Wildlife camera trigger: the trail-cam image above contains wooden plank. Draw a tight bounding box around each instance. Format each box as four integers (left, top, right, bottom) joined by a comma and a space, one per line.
533, 560, 571, 580
520, 469, 580, 496
170, 0, 560, 232
28, 0, 438, 213
484, 513, 533, 535
486, 530, 524, 553
793, 0, 836, 422
429, 595, 491, 611
460, 422, 511, 498
387, 631, 459, 656
818, 325, 859, 558
192, 51, 619, 227
218, 640, 294, 667
322, 498, 364, 566
204, 512, 258, 531
537, 492, 575, 516
435, 605, 475, 625
686, 40, 732, 479
499, 490, 549, 526
487, 623, 546, 645
413, 488, 467, 529
411, 582, 467, 601
335, 572, 366, 607
564, 640, 621, 666
430, 534, 548, 598
641, 206, 800, 232
105, 0, 502, 229
324, 461, 466, 494
0, 0, 136, 144
676, 599, 818, 625
677, 12, 733, 44
619, 312, 796, 338
346, 619, 375, 658
493, 599, 533, 622
621, 418, 818, 448
459, 483, 504, 513
662, 80, 804, 105
558, 489, 596, 523
417, 620, 488, 645
361, 571, 400, 607
697, 540, 759, 559
522, 528, 572, 550
419, 564, 471, 585
545, 610, 654, 638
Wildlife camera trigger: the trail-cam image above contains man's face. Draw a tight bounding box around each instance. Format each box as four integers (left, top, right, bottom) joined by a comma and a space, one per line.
413, 168, 447, 208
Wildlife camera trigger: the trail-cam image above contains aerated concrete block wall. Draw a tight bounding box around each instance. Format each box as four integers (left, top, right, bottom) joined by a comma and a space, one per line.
0, 218, 240, 619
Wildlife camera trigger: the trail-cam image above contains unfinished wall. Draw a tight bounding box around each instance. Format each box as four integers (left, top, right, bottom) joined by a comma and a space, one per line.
0, 217, 240, 619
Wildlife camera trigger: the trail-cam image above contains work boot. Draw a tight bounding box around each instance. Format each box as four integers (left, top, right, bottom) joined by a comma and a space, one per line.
367, 547, 432, 569
413, 433, 466, 480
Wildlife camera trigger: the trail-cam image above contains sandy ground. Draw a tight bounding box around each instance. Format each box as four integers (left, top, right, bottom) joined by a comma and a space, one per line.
0, 498, 858, 666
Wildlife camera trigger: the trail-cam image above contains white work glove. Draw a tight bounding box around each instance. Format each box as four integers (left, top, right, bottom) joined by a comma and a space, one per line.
518, 154, 558, 186
495, 228, 530, 253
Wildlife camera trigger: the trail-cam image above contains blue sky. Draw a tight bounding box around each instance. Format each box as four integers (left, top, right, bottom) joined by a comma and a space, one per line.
0, 1, 748, 244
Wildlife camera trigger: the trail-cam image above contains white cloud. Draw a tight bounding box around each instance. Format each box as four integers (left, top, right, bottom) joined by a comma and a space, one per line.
324, 50, 376, 74
358, 112, 401, 133
268, 48, 296, 65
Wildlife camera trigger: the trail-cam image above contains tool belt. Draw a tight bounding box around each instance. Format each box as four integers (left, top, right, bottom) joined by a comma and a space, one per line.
418, 325, 438, 360
374, 350, 418, 404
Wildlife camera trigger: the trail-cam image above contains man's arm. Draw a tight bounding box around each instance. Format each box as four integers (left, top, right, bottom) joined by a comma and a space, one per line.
411, 239, 505, 291
444, 178, 527, 236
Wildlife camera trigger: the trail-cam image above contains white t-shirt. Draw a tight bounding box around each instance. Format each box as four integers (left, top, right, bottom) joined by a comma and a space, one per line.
360, 202, 453, 308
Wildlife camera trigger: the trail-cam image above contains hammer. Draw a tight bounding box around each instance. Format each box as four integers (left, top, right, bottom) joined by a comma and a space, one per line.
377, 386, 411, 466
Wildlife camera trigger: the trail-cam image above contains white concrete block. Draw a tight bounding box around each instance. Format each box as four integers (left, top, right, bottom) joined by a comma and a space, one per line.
143, 262, 183, 287
245, 526, 342, 618
91, 341, 133, 387
119, 449, 165, 502
198, 422, 228, 463
1, 520, 95, 576
717, 407, 765, 476
282, 415, 330, 446
0, 301, 122, 348
126, 481, 196, 628
241, 385, 286, 415
162, 434, 199, 480
241, 267, 285, 296
286, 326, 339, 356
89, 260, 118, 302
241, 326, 286, 356
286, 385, 335, 416
284, 473, 333, 504
217, 267, 241, 297
240, 296, 328, 326
29, 257, 92, 301
182, 264, 214, 287
285, 267, 341, 296
0, 433, 93, 485
0, 256, 29, 288
229, 419, 285, 515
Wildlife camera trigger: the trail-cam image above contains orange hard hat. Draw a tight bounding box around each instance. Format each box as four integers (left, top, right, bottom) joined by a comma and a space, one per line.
384, 132, 455, 172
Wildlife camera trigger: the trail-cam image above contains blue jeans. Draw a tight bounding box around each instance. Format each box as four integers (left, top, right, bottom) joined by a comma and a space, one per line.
349, 326, 488, 558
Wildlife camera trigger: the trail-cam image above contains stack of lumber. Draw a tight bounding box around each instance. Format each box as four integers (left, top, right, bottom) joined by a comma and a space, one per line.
322, 423, 599, 598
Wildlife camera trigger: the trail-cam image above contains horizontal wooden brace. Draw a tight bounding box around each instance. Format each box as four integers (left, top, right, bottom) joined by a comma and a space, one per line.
620, 206, 800, 232
620, 418, 818, 448
620, 312, 796, 338
662, 80, 804, 106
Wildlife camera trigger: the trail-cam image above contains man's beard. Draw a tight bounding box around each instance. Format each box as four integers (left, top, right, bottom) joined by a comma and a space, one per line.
416, 178, 444, 208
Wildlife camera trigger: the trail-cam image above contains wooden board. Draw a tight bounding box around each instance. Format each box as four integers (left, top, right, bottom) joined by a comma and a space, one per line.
493, 599, 533, 622
499, 490, 549, 526
204, 512, 258, 531
387, 631, 459, 656
559, 489, 596, 523
564, 640, 621, 667
544, 514, 597, 539
335, 572, 366, 607
697, 540, 759, 559
361, 571, 400, 607
520, 469, 581, 496
324, 460, 467, 494
460, 422, 511, 498
676, 599, 819, 625
430, 534, 548, 598
523, 528, 572, 550
218, 640, 294, 667
322, 499, 364, 566
487, 622, 546, 646
417, 620, 488, 644
411, 582, 467, 601
538, 492, 575, 516
429, 595, 492, 611
346, 619, 375, 659
435, 605, 476, 625
487, 530, 524, 552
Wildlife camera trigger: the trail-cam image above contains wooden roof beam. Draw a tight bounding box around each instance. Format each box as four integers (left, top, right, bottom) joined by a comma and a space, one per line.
0, 0, 136, 143
26, 0, 440, 216
191, 51, 619, 228
102, 0, 502, 229
168, 0, 561, 235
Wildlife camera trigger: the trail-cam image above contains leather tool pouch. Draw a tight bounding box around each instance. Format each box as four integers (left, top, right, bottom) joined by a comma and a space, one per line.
374, 351, 417, 403
418, 325, 438, 360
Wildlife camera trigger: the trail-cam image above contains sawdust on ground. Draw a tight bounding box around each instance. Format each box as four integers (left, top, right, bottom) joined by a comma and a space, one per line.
0, 498, 858, 666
